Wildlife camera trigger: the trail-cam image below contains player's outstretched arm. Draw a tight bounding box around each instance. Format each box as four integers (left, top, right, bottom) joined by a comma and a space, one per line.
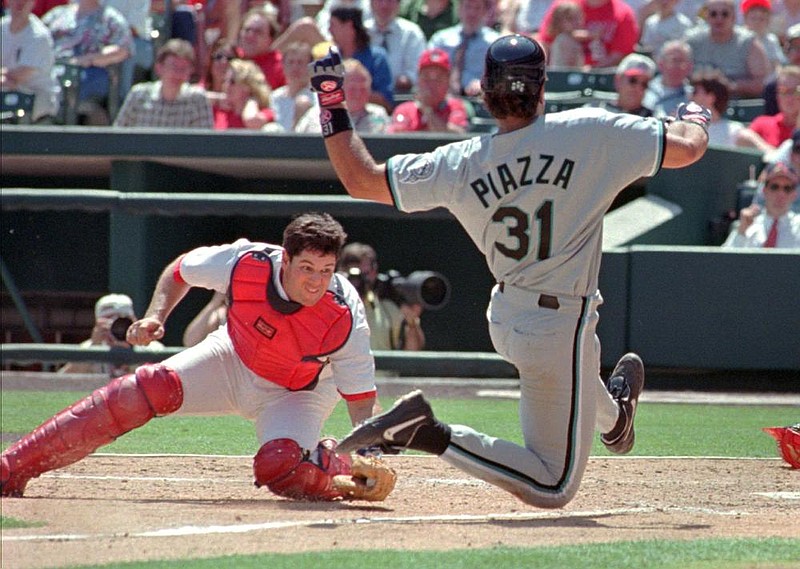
309, 47, 393, 205
662, 102, 712, 169
127, 256, 192, 345
326, 122, 393, 204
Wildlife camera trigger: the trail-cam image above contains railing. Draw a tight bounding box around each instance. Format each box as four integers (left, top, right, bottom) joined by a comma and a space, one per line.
0, 344, 517, 379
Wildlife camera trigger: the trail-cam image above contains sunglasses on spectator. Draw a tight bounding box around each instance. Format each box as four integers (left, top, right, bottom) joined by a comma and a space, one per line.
766, 182, 796, 192
213, 53, 234, 62
707, 9, 732, 18
626, 76, 649, 87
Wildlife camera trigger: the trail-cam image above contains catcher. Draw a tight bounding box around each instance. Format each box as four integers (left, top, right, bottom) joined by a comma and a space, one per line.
1, 212, 395, 502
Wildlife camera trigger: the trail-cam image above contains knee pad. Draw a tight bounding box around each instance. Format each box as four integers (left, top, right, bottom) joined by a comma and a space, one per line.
253, 438, 351, 501
1, 366, 183, 495
134, 364, 184, 416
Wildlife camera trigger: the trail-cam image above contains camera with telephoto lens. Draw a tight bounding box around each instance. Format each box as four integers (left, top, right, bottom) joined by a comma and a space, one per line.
110, 317, 133, 342
342, 268, 451, 311
375, 270, 451, 311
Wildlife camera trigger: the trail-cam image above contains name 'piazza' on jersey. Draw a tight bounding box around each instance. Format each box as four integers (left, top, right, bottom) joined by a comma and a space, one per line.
469, 154, 577, 209
386, 108, 664, 297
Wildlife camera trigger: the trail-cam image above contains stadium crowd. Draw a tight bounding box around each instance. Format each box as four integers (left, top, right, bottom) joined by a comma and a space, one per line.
2, 0, 798, 241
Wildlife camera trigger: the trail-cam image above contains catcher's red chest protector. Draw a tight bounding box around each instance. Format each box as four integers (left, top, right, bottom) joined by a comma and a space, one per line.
227, 250, 353, 390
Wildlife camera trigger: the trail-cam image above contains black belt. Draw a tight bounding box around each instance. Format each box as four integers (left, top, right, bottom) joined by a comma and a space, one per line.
497, 282, 560, 310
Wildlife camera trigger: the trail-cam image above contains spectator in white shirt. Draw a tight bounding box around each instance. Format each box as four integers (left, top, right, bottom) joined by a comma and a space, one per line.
271, 41, 315, 131
366, 0, 427, 93
723, 161, 800, 247
1, 0, 59, 122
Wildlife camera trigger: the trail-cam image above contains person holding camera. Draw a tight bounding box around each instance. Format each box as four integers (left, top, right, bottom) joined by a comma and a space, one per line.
57, 293, 165, 376
337, 242, 426, 351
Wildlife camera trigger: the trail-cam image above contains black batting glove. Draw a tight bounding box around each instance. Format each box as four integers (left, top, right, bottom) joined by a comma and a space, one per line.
309, 46, 346, 108
675, 101, 712, 132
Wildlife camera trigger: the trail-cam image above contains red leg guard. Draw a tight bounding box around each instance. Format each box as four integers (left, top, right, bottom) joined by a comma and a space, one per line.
1, 364, 183, 497
253, 438, 352, 501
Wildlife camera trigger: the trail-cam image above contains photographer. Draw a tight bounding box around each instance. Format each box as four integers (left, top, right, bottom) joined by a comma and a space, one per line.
58, 293, 164, 376
337, 243, 426, 351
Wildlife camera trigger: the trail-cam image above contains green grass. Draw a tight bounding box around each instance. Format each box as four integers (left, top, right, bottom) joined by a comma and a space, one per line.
1, 391, 795, 457
0, 515, 44, 529
2, 391, 797, 569
56, 538, 800, 569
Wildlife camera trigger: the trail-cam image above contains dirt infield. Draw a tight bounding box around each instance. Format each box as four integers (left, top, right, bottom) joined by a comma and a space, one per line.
2, 454, 798, 569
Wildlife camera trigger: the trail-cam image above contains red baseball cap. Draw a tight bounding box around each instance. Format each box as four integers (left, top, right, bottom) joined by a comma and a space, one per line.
741, 0, 771, 13
419, 48, 450, 73
763, 161, 799, 185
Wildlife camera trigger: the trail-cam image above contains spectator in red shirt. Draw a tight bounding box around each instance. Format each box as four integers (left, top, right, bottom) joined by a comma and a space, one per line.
387, 47, 468, 133
213, 57, 276, 130
538, 0, 639, 68
738, 64, 800, 152
236, 5, 286, 90
32, 0, 66, 17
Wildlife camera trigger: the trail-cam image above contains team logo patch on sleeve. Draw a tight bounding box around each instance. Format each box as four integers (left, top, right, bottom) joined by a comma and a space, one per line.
254, 317, 277, 339
398, 156, 435, 184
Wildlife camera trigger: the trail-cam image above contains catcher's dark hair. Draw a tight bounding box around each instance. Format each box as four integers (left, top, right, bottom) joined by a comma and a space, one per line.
283, 212, 347, 259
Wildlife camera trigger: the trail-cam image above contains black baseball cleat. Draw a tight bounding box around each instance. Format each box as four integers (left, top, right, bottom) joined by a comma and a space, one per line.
601, 353, 645, 455
337, 390, 440, 455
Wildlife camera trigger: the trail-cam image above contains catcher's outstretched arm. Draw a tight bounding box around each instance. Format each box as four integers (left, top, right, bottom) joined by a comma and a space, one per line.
346, 396, 379, 427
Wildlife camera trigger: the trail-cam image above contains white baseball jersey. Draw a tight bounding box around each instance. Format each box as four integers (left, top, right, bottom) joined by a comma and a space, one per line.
162, 239, 376, 449
176, 238, 376, 398
387, 108, 664, 298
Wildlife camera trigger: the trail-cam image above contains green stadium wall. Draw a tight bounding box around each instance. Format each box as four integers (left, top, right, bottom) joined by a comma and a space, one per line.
2, 127, 797, 371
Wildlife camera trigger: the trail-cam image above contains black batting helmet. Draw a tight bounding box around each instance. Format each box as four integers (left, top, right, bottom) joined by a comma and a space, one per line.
481, 34, 546, 95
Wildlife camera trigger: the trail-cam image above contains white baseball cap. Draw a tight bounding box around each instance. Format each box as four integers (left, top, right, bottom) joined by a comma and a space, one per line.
787, 23, 800, 41
94, 294, 135, 320
616, 53, 657, 78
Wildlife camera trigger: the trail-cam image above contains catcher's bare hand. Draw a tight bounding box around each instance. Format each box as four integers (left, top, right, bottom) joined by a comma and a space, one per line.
126, 317, 165, 346
332, 454, 396, 501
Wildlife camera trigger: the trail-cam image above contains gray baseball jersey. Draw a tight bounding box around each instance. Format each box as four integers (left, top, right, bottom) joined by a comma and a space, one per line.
385, 107, 665, 506
387, 108, 664, 297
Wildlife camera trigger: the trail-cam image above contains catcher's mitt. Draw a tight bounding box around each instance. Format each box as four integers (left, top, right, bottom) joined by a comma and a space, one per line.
763, 423, 800, 469
332, 454, 396, 501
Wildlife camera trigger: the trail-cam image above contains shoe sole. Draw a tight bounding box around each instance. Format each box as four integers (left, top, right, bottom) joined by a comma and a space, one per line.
337, 390, 431, 454
601, 353, 645, 455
